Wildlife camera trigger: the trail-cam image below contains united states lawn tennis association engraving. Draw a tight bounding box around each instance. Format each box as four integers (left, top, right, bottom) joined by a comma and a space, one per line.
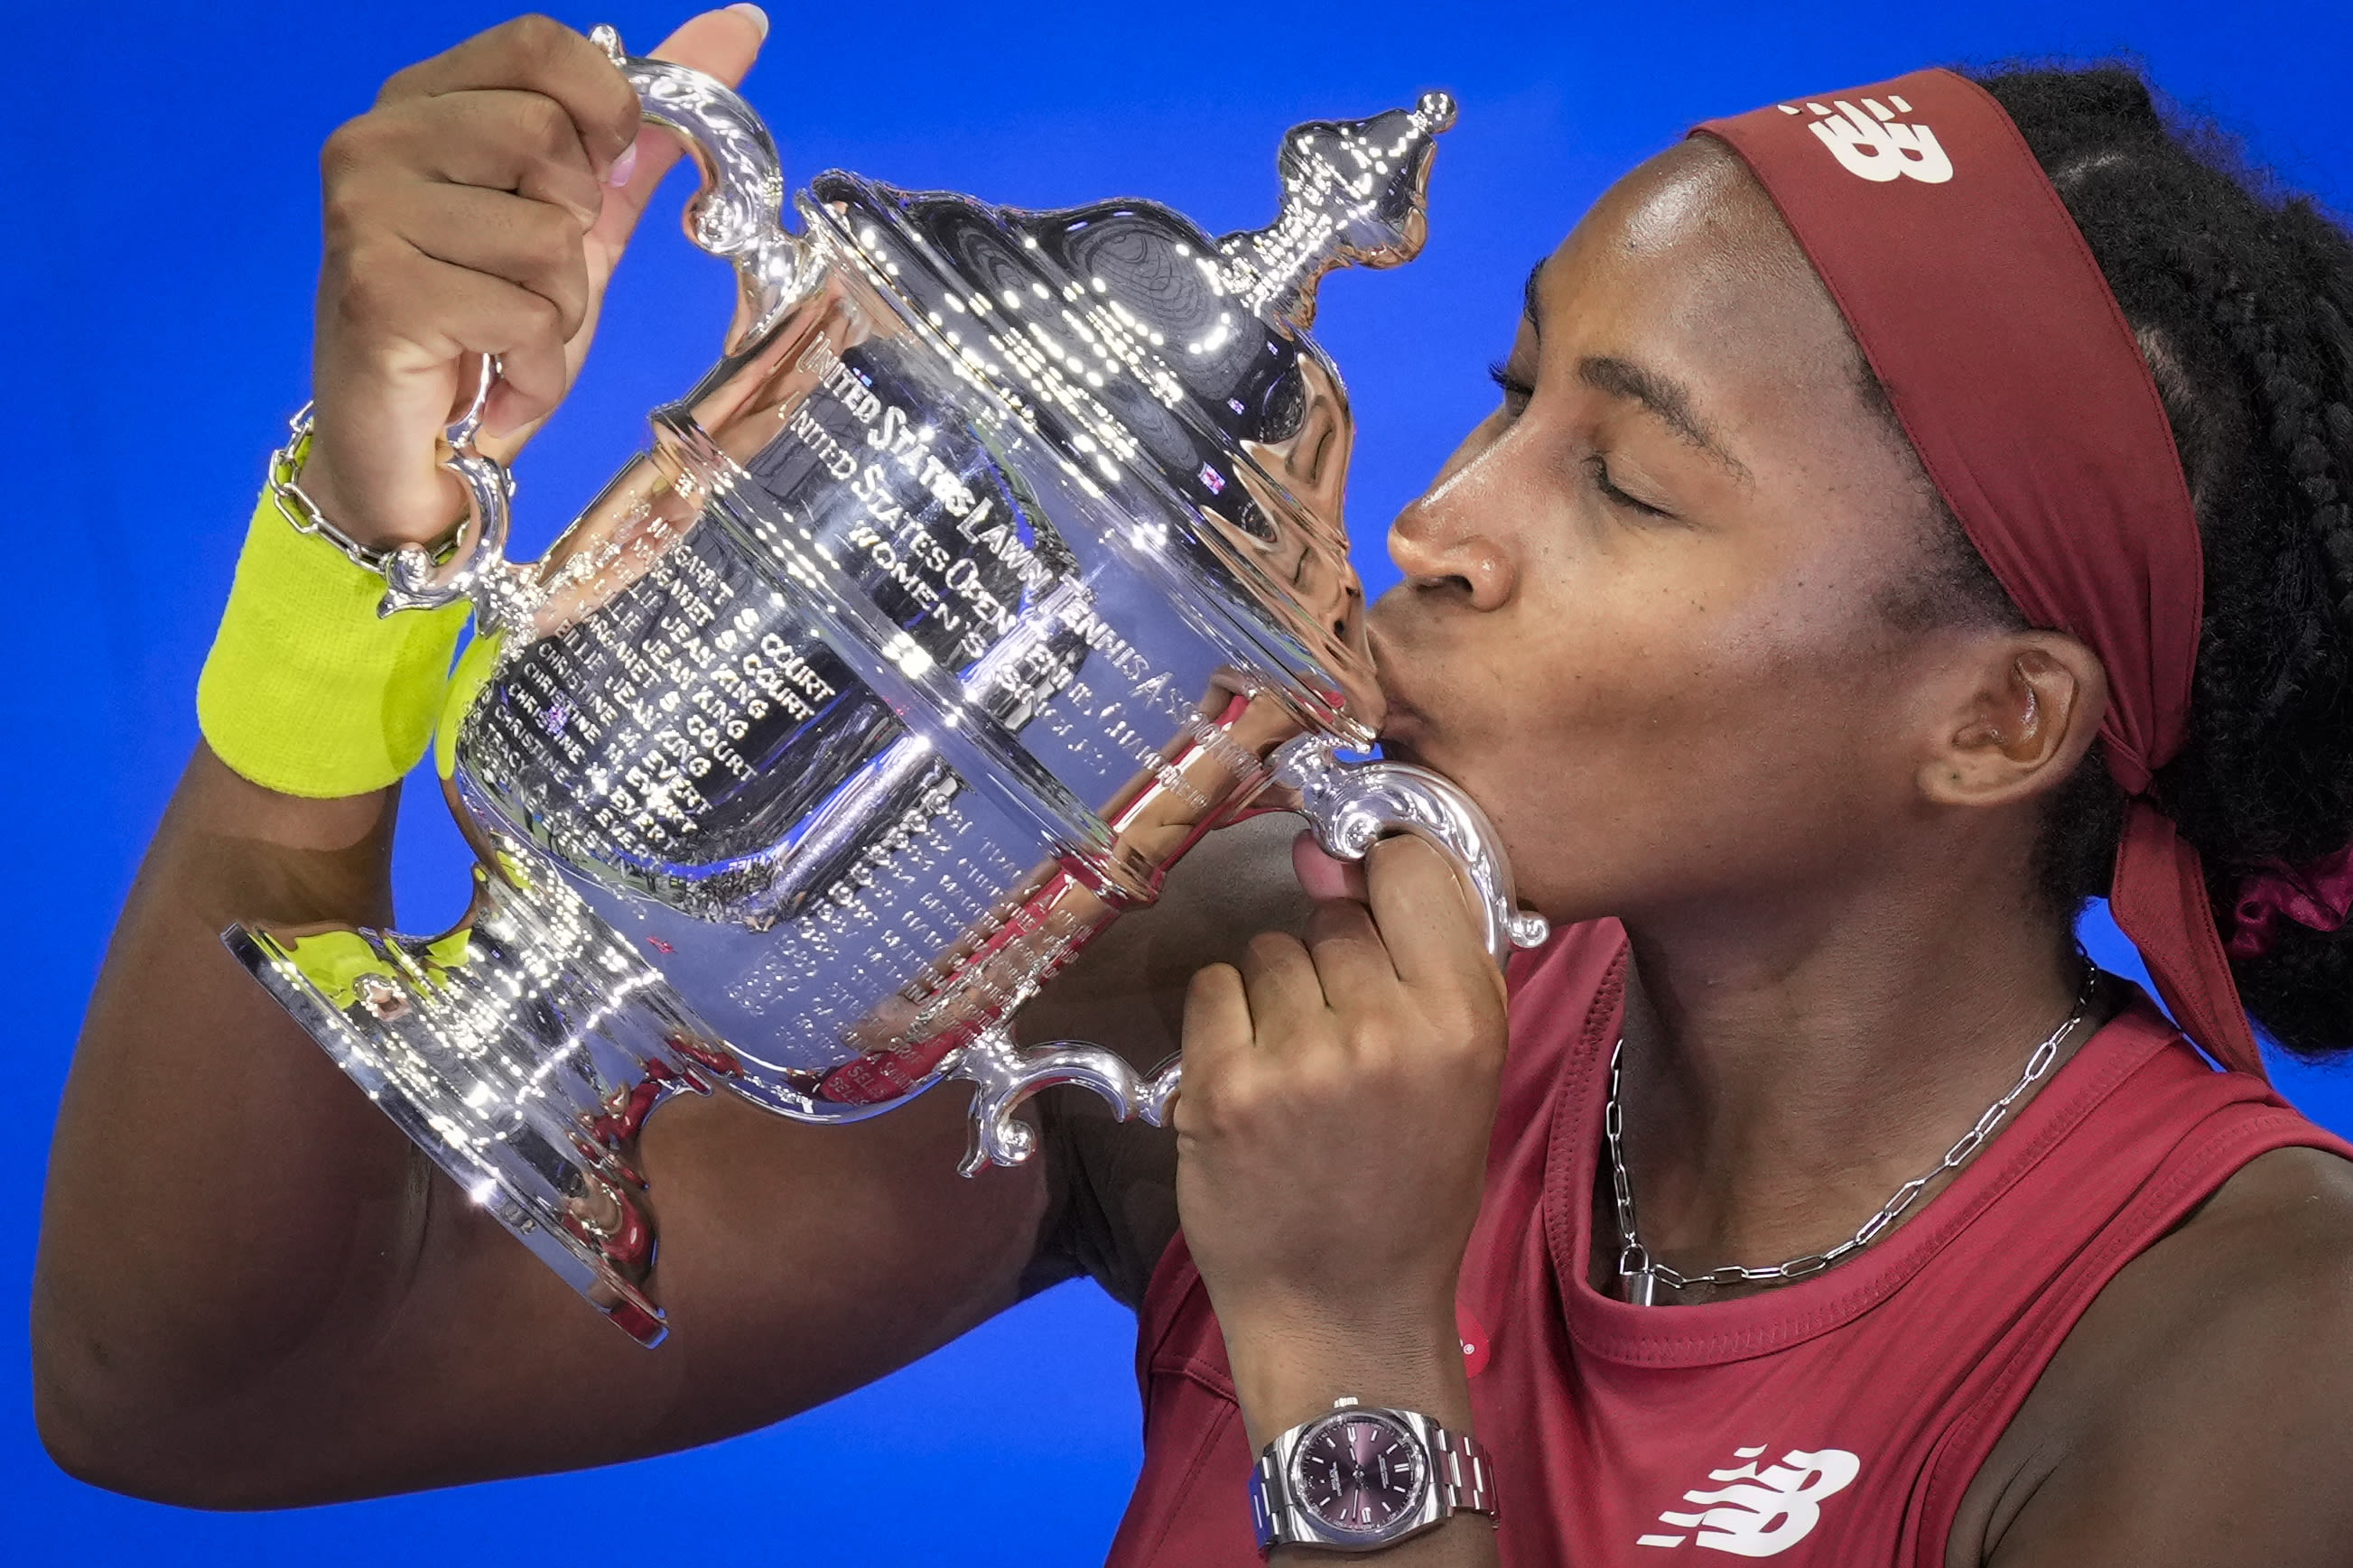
774, 334, 1216, 804
773, 332, 1091, 667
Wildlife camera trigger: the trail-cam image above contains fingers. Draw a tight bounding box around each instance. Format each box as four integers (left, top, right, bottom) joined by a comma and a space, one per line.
1170, 836, 1508, 1377
1182, 963, 1252, 1058
378, 14, 641, 173
1182, 840, 1497, 1076
323, 87, 603, 239
1174, 962, 1252, 1138
1363, 835, 1499, 994
1291, 830, 1369, 904
1238, 930, 1333, 1044
323, 86, 609, 318
308, 242, 573, 536
381, 88, 609, 227
1176, 931, 1334, 1112
1189, 851, 1463, 1054
308, 10, 777, 541
1289, 829, 1496, 995
648, 6, 768, 88
309, 22, 643, 539
1303, 895, 1404, 998
376, 181, 594, 342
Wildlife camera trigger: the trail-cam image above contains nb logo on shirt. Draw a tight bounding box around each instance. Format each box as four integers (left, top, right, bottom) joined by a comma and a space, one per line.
1636, 1444, 1863, 1557
1776, 97, 1954, 184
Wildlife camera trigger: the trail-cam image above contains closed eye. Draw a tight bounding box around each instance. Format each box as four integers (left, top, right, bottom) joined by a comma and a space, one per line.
1589, 456, 1672, 519
1488, 361, 1673, 519
1486, 361, 1537, 411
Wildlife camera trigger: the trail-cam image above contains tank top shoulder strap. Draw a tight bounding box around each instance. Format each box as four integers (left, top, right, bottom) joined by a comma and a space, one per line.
1915, 1045, 2353, 1537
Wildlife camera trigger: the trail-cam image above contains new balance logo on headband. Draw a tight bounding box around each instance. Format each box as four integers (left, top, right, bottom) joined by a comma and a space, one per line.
1776, 97, 1954, 184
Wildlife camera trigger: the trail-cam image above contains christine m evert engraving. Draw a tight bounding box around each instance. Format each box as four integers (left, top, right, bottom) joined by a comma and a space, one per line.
228, 30, 1549, 1345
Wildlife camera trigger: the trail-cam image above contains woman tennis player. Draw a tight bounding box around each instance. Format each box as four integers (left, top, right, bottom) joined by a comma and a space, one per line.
35, 11, 2353, 1563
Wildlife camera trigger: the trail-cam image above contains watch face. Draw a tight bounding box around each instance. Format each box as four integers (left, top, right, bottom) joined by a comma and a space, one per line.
1291, 1411, 1428, 1538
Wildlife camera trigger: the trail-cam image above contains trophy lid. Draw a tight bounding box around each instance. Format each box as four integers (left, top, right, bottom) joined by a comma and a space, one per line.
797, 96, 1456, 727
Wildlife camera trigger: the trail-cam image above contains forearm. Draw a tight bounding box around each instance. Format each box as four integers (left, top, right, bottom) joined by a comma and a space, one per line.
33, 745, 426, 1492
33, 747, 1062, 1507
1176, 835, 1511, 1568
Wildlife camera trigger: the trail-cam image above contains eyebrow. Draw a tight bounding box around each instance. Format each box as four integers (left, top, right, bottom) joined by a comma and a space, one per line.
1576, 354, 1751, 480
1522, 260, 1546, 339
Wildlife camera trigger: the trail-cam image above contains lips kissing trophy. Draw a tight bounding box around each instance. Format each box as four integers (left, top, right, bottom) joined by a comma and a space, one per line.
229, 30, 1549, 1345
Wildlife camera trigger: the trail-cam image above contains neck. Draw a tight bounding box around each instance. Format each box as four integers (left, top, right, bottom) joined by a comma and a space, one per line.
1604, 851, 2096, 1299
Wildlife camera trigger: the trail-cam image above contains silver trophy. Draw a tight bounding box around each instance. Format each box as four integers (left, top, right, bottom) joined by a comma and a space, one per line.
228, 31, 1549, 1346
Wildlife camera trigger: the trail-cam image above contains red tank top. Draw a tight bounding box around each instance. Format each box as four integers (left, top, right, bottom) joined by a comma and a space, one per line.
1104, 921, 2353, 1565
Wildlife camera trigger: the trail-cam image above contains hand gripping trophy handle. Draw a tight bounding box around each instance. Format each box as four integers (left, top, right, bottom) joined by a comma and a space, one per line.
367, 353, 517, 620
960, 735, 1551, 1174
591, 25, 820, 349
369, 26, 821, 626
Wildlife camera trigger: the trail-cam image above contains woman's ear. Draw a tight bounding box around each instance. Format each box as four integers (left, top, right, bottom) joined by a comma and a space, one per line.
1919, 634, 2110, 808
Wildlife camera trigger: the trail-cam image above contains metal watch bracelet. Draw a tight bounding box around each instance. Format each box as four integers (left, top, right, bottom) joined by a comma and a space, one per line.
1251, 1397, 1498, 1555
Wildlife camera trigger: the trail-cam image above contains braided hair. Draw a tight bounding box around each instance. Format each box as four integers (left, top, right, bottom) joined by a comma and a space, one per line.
1895, 67, 2353, 1058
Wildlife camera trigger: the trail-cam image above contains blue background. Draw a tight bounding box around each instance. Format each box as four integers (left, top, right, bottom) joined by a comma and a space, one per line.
7, 0, 2350, 1562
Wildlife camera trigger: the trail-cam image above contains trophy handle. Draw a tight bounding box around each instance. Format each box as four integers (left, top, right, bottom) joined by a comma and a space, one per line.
1274, 734, 1552, 964
950, 735, 1546, 1174
376, 355, 521, 621
376, 33, 821, 624
952, 1030, 1181, 1177
591, 25, 821, 353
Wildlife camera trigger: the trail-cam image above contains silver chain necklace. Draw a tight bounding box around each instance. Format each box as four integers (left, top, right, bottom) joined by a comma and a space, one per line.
1604, 974, 2094, 1306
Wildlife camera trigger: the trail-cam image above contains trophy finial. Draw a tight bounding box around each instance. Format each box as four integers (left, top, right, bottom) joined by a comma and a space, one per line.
1217, 92, 1457, 332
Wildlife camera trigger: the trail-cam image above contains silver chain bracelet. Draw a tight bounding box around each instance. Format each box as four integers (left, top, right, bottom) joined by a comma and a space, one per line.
265, 358, 507, 580
266, 404, 441, 576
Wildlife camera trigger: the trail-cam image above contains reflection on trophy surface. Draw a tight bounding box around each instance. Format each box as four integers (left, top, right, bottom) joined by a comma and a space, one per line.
227, 29, 1548, 1345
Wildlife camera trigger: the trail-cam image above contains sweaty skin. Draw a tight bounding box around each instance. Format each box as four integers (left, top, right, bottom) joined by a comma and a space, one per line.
33, 17, 2353, 1568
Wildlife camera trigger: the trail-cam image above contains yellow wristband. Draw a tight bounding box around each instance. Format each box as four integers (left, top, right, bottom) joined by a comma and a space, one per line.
197, 488, 471, 798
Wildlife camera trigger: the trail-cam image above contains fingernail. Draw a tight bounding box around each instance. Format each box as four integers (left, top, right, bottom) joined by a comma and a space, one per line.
606, 137, 638, 188
726, 3, 769, 39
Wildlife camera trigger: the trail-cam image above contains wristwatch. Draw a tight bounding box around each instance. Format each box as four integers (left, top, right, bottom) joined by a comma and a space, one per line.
1250, 1396, 1499, 1554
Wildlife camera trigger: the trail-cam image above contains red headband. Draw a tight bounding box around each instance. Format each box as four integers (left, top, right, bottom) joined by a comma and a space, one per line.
1697, 70, 2266, 1080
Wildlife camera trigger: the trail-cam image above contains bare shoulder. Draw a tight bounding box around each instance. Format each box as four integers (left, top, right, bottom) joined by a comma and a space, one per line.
1956, 1144, 2353, 1567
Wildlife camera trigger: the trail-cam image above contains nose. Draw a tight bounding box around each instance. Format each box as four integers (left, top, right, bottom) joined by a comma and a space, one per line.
1388, 452, 1518, 612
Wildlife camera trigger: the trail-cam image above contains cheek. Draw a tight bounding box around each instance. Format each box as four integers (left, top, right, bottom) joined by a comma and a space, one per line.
1459, 560, 1922, 911
1530, 543, 1884, 740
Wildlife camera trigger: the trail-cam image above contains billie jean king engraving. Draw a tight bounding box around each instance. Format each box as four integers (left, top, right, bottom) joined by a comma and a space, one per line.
230, 33, 1546, 1345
